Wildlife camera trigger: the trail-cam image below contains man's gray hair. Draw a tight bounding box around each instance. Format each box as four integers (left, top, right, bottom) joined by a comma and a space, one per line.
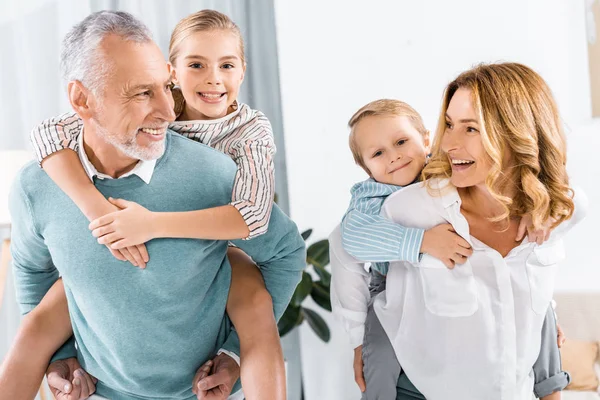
61, 10, 153, 93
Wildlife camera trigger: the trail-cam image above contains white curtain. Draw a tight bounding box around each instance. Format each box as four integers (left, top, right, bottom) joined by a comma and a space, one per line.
0, 1, 301, 398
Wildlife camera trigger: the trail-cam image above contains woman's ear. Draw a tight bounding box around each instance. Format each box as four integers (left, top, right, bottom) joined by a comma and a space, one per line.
423, 130, 432, 154
67, 80, 93, 119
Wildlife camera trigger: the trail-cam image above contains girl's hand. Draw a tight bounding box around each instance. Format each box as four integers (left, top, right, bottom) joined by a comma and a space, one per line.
89, 198, 157, 251
516, 215, 557, 245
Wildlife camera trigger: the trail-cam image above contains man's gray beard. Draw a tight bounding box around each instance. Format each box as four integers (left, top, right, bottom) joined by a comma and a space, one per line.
94, 121, 165, 161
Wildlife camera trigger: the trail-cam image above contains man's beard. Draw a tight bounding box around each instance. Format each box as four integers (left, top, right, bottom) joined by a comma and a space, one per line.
93, 119, 165, 161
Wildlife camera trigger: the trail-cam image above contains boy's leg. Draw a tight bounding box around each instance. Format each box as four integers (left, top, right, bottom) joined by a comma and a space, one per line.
225, 247, 285, 400
361, 270, 402, 400
533, 304, 570, 399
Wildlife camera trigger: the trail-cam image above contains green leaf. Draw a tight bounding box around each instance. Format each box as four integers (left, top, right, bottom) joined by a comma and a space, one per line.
306, 239, 330, 268
310, 282, 332, 312
301, 229, 313, 241
291, 271, 313, 306
313, 265, 331, 287
278, 305, 303, 337
302, 307, 331, 342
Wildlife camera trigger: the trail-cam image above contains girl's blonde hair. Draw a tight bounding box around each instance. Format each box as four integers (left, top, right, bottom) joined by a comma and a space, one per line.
422, 62, 574, 229
168, 9, 245, 66
348, 99, 428, 174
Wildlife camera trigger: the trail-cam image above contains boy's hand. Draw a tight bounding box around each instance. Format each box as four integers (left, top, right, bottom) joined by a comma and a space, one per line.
89, 198, 156, 261
192, 353, 240, 400
46, 358, 98, 400
516, 214, 557, 245
353, 346, 366, 392
421, 223, 472, 269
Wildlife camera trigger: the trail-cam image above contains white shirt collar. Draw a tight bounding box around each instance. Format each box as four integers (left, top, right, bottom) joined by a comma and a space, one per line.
77, 128, 155, 184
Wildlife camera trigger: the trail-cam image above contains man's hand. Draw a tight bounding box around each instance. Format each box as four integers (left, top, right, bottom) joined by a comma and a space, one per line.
46, 358, 97, 400
192, 353, 240, 400
353, 346, 366, 392
421, 223, 473, 269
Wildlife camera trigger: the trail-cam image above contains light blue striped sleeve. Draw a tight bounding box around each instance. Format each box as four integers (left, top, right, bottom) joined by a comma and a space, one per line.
341, 180, 424, 264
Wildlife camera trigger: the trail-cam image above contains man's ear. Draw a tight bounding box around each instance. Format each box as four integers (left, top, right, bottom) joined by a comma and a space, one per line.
67, 80, 93, 119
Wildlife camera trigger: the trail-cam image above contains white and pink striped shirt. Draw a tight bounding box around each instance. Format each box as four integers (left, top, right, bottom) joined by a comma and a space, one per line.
30, 101, 276, 239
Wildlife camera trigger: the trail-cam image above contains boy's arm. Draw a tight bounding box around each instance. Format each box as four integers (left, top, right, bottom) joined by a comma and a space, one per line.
330, 226, 371, 349
342, 182, 424, 263
9, 177, 77, 362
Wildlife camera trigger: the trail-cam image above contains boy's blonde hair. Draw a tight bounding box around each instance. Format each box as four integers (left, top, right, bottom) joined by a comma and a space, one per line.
168, 9, 245, 66
348, 99, 428, 174
422, 62, 574, 230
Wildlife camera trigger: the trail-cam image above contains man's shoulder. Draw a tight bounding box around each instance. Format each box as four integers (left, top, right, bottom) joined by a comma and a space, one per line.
12, 161, 50, 194
163, 131, 236, 176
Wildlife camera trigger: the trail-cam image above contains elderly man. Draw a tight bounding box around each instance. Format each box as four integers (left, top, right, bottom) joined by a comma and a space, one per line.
8, 11, 304, 400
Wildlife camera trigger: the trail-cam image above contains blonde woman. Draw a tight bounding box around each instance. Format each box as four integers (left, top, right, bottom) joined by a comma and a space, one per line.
331, 63, 586, 400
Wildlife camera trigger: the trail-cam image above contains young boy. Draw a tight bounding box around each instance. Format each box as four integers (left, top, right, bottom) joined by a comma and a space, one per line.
333, 99, 569, 400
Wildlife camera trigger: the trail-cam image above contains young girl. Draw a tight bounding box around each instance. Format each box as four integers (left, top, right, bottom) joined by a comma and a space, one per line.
332, 98, 569, 400
1, 10, 285, 400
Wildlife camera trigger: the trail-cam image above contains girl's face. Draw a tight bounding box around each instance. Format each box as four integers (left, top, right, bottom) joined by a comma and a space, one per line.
355, 115, 430, 186
441, 88, 492, 189
171, 30, 245, 120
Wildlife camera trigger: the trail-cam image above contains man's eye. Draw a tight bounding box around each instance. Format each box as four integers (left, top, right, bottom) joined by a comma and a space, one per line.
137, 91, 151, 97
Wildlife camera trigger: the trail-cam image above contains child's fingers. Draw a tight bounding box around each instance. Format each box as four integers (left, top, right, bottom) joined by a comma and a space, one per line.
91, 225, 115, 238
125, 245, 146, 269
108, 197, 132, 209
515, 219, 527, 242
116, 247, 138, 267
88, 214, 116, 231
97, 232, 122, 245
109, 248, 126, 261
137, 244, 150, 263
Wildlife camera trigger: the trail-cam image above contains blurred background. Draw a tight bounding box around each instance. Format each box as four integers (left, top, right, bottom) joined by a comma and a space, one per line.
1, 1, 598, 399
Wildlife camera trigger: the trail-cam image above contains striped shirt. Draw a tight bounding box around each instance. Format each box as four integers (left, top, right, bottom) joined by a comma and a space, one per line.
30, 101, 275, 239
341, 178, 425, 274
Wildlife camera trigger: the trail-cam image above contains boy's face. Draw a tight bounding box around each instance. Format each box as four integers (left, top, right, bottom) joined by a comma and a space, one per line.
354, 115, 430, 186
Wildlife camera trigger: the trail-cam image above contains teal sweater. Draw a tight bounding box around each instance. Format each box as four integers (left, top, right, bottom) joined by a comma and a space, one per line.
9, 132, 305, 400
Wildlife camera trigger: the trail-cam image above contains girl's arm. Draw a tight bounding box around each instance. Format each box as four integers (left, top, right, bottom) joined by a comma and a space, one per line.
90, 112, 276, 247
0, 279, 72, 399
30, 115, 148, 267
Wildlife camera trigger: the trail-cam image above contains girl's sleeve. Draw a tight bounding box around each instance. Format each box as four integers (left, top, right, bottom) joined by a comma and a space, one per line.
341, 182, 424, 263
220, 114, 276, 239
29, 112, 83, 165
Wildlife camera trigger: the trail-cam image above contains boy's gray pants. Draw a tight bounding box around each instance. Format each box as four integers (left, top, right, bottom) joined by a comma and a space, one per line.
360, 270, 570, 400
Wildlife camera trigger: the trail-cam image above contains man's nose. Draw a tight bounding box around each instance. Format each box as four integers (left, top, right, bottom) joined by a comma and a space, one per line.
154, 89, 176, 122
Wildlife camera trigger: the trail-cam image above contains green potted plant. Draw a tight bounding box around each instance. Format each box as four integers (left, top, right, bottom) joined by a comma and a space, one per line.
278, 229, 331, 342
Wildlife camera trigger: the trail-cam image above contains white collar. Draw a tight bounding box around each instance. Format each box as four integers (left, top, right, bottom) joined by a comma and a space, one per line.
77, 128, 155, 184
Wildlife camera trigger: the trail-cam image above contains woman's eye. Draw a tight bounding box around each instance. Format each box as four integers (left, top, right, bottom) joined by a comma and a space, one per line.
466, 126, 479, 133
445, 121, 453, 129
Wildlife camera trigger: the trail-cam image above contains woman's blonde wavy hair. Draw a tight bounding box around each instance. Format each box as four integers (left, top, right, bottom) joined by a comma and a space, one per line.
422, 62, 574, 230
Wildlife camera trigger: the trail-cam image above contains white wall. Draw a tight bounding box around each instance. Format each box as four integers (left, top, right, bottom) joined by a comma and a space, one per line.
274, 1, 597, 399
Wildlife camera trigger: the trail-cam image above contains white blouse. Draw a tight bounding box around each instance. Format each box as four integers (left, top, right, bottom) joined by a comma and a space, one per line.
330, 178, 587, 400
